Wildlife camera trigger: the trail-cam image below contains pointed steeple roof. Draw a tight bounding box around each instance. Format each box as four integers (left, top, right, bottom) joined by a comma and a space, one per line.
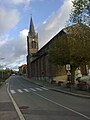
29, 17, 35, 37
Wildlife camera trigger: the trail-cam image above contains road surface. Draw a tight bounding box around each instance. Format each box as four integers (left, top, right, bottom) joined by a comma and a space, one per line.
7, 75, 90, 120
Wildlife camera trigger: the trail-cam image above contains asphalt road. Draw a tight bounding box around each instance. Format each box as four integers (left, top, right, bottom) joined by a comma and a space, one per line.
8, 75, 90, 120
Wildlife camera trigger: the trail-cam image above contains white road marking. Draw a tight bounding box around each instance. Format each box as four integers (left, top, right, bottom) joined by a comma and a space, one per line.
23, 89, 29, 92
7, 85, 25, 120
41, 87, 48, 90
30, 88, 37, 91
36, 88, 42, 91
17, 89, 23, 93
32, 92, 90, 120
10, 90, 16, 94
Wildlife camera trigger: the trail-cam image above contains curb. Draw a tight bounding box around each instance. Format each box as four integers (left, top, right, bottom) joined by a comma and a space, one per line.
50, 88, 90, 99
22, 76, 90, 99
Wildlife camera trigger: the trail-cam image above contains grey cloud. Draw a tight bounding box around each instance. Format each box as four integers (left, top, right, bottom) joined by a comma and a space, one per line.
0, 29, 28, 69
0, 7, 20, 35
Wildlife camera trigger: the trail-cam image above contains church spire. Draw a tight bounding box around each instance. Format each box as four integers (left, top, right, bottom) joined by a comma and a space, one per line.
29, 17, 35, 37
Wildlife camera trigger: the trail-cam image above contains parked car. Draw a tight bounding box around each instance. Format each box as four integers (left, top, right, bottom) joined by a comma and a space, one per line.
11, 73, 16, 76
77, 76, 90, 90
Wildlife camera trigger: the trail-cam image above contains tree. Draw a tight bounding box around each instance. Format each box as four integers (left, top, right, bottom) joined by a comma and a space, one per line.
68, 24, 90, 65
48, 32, 69, 65
68, 0, 90, 26
48, 24, 90, 84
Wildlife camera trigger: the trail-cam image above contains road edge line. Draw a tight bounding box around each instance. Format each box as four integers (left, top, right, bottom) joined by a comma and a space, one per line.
7, 83, 25, 120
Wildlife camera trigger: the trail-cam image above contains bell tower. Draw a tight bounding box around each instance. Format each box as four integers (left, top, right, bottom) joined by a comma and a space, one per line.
27, 17, 38, 56
27, 17, 38, 78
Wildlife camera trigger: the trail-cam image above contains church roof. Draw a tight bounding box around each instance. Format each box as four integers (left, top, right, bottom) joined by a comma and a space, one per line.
63, 23, 90, 34
37, 23, 90, 53
31, 23, 90, 62
29, 17, 36, 37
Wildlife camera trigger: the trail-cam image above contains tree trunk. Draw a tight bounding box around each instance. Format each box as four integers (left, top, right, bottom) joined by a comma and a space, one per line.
71, 67, 75, 84
80, 65, 87, 75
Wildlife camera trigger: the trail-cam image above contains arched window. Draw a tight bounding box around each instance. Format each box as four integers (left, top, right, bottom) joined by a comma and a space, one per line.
31, 40, 36, 48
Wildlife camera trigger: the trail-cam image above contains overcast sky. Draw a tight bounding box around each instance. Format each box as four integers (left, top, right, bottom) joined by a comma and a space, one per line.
0, 0, 73, 70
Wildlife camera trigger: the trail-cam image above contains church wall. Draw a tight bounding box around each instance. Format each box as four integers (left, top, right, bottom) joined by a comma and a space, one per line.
30, 51, 67, 82
28, 30, 67, 81
27, 55, 31, 78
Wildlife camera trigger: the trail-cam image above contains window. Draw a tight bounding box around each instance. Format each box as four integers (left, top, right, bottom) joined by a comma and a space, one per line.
31, 40, 36, 48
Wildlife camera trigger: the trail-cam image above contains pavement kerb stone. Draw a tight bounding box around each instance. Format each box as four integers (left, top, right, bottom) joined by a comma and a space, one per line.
49, 88, 90, 99
22, 76, 90, 99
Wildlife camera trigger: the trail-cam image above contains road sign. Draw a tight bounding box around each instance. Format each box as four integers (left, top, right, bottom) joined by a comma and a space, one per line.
67, 71, 71, 75
66, 64, 71, 70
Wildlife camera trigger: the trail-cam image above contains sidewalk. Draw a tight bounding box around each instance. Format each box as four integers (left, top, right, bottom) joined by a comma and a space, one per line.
0, 83, 19, 120
23, 76, 90, 99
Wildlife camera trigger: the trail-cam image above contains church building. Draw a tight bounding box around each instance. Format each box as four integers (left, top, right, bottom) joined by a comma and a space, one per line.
27, 17, 90, 82
27, 17, 67, 81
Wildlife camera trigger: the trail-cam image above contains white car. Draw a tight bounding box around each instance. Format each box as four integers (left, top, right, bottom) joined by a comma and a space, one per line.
12, 74, 15, 76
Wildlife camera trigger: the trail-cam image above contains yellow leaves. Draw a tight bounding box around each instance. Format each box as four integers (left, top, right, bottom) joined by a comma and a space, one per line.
48, 23, 90, 66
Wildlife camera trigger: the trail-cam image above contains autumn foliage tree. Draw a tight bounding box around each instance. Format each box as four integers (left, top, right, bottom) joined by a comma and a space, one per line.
48, 24, 90, 83
48, 0, 90, 84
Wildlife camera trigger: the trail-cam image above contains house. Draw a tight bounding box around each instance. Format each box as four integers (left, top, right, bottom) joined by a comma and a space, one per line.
19, 64, 27, 75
